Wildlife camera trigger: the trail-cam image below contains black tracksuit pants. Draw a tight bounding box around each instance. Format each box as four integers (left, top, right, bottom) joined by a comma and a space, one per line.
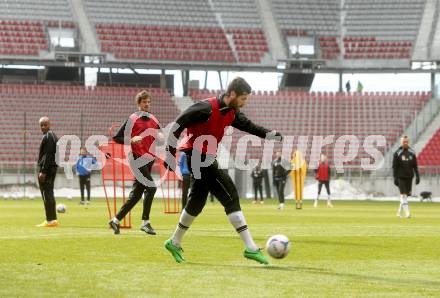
79, 174, 91, 201
39, 166, 57, 221
181, 173, 191, 209
116, 161, 157, 221
274, 179, 286, 204
318, 180, 330, 195
185, 158, 241, 216
253, 181, 263, 201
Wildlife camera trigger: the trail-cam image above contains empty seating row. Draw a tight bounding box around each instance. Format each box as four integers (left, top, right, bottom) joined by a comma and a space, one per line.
0, 18, 77, 57
95, 22, 267, 63
0, 84, 179, 164
190, 89, 430, 169
343, 0, 424, 50
0, 0, 73, 22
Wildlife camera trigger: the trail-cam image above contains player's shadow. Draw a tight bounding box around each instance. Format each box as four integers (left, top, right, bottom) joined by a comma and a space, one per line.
187, 262, 440, 289
64, 225, 105, 229
299, 239, 377, 247
315, 270, 440, 289
186, 262, 329, 274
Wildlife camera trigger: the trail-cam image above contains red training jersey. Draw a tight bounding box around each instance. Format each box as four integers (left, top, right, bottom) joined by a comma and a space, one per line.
316, 161, 330, 181
179, 97, 235, 155
128, 112, 160, 158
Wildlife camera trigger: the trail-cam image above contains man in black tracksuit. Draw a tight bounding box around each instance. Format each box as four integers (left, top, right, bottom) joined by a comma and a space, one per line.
251, 164, 264, 204
272, 151, 290, 210
392, 136, 420, 218
37, 116, 59, 227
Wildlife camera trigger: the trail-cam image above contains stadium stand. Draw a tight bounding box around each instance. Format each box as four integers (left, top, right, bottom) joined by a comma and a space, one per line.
344, 0, 425, 39
0, 0, 430, 63
343, 0, 425, 59
319, 36, 341, 60
271, 0, 340, 36
85, 0, 232, 62
417, 129, 440, 172
211, 0, 269, 63
0, 0, 73, 22
190, 89, 431, 168
95, 23, 234, 62
85, 0, 268, 63
270, 0, 341, 59
0, 0, 75, 57
0, 84, 179, 165
343, 36, 413, 59
0, 20, 49, 56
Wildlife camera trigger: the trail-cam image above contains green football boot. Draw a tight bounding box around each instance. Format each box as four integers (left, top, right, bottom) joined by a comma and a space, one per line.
243, 248, 269, 265
165, 239, 185, 263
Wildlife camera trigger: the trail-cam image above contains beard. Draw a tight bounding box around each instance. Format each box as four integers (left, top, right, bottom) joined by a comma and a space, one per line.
229, 99, 241, 111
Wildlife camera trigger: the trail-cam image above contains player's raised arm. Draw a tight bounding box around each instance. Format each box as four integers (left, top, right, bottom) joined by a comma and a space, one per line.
232, 111, 269, 138
232, 111, 282, 140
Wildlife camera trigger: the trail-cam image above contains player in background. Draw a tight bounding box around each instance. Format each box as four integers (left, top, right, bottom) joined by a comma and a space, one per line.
272, 151, 290, 210
36, 116, 59, 227
164, 77, 282, 264
314, 154, 332, 208
251, 164, 264, 204
108, 90, 163, 235
393, 136, 420, 218
76, 147, 97, 205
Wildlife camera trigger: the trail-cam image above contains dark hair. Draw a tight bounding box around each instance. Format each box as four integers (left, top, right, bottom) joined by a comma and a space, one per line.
135, 90, 151, 104
226, 77, 252, 96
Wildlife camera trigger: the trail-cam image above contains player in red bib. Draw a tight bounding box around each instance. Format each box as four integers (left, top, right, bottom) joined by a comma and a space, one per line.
108, 90, 163, 235
164, 77, 282, 264
314, 154, 333, 208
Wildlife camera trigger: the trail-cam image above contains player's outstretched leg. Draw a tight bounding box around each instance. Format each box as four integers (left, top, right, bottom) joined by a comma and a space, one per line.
164, 239, 185, 263
227, 210, 269, 265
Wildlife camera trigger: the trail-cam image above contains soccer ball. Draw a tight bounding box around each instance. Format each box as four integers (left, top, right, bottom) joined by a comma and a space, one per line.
56, 203, 66, 213
265, 234, 291, 259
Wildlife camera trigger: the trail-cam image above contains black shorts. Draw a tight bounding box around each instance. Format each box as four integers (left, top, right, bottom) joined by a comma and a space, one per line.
398, 177, 412, 195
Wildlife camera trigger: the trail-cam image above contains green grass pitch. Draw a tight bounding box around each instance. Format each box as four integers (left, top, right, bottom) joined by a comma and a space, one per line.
1, 199, 440, 297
